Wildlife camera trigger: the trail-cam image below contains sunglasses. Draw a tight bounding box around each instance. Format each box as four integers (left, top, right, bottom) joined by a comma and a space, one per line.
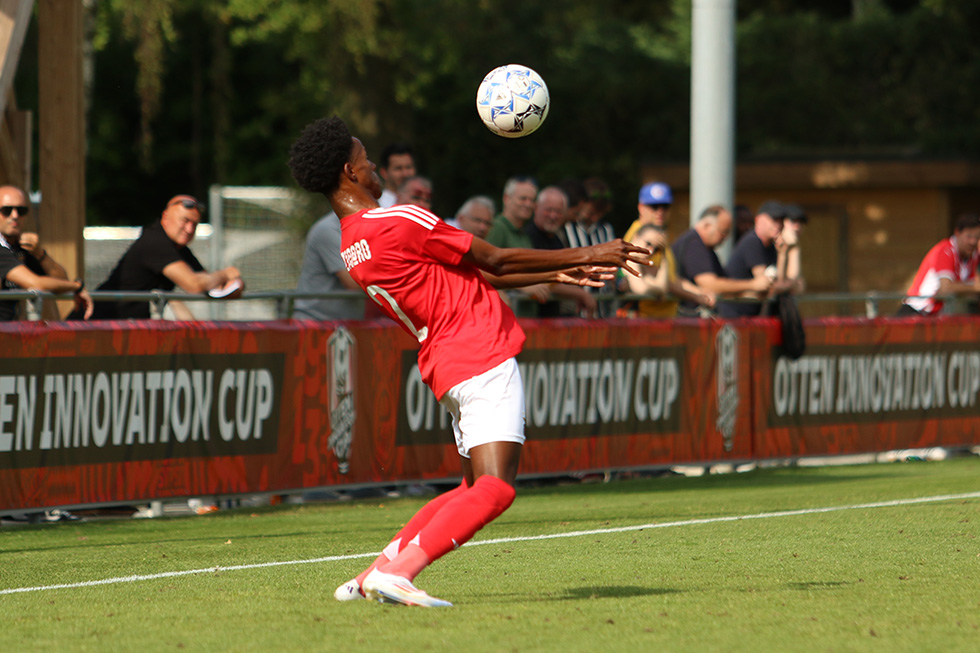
169, 198, 206, 214
0, 205, 29, 217
645, 203, 671, 210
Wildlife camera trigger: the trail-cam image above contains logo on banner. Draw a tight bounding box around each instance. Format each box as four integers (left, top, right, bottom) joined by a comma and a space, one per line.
396, 346, 685, 445
327, 327, 356, 474
769, 345, 980, 425
0, 353, 285, 469
715, 325, 738, 451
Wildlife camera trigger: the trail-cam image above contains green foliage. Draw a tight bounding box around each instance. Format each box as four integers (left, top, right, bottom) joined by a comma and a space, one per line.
12, 0, 980, 226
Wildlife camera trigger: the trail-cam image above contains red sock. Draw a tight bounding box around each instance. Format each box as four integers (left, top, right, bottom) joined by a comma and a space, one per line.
354, 480, 468, 590
402, 475, 516, 568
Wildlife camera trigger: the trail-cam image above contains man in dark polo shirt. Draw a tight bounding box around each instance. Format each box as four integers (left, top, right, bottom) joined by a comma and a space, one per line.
719, 200, 789, 318
82, 195, 244, 320
0, 184, 92, 321
673, 204, 772, 314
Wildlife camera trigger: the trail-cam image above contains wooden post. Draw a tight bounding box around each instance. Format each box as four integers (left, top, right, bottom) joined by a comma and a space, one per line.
38, 0, 85, 286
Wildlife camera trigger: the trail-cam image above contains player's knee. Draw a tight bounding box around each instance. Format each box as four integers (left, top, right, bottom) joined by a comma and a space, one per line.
473, 474, 516, 517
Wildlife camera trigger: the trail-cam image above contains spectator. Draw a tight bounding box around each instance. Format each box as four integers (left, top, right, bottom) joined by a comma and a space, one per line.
293, 211, 365, 321
0, 184, 92, 322
733, 203, 754, 245
524, 186, 597, 317
781, 203, 808, 293
899, 212, 980, 316
563, 178, 618, 316
562, 177, 616, 249
486, 176, 549, 314
672, 204, 771, 313
557, 177, 588, 232
620, 224, 714, 318
395, 176, 433, 212
378, 143, 417, 208
486, 175, 538, 248
524, 186, 568, 251
624, 182, 672, 243
451, 196, 495, 239
718, 200, 791, 318
77, 195, 243, 320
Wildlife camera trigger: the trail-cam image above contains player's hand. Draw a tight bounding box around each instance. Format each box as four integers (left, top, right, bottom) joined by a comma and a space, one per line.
555, 265, 616, 288
589, 239, 654, 276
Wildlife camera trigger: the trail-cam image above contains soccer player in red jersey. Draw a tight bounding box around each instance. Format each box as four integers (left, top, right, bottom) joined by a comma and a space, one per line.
288, 116, 651, 607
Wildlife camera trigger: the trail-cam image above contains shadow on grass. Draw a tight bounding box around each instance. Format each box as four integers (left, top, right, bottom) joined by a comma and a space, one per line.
519, 466, 897, 498
559, 585, 683, 600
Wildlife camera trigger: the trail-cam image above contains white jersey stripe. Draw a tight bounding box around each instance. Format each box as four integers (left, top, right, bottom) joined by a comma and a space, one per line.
364, 205, 440, 230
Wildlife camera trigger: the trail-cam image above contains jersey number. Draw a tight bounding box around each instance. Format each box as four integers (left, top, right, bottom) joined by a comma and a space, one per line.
366, 285, 428, 342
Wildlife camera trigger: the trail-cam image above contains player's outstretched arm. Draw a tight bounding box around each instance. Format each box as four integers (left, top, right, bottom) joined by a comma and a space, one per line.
481, 266, 615, 290
465, 237, 651, 277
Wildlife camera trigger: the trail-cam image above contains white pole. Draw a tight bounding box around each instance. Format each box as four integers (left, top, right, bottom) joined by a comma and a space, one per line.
690, 0, 736, 259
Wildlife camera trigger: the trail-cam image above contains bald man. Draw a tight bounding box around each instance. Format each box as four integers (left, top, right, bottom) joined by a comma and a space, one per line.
80, 195, 243, 320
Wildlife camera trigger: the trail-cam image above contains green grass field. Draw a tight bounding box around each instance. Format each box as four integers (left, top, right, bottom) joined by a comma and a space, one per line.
3, 457, 979, 652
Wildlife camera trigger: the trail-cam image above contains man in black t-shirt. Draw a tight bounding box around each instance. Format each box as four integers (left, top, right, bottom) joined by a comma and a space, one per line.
84, 195, 243, 320
0, 185, 92, 321
523, 186, 597, 317
718, 200, 787, 318
672, 204, 772, 313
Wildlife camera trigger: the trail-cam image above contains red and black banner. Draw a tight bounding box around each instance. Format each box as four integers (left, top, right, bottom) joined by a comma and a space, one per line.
1, 316, 978, 512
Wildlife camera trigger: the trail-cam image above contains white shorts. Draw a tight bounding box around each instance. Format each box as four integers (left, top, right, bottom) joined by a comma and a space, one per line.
439, 357, 526, 458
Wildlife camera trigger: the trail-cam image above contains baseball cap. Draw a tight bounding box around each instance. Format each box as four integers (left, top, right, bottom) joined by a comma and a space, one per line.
757, 200, 787, 221
784, 203, 807, 224
638, 182, 673, 206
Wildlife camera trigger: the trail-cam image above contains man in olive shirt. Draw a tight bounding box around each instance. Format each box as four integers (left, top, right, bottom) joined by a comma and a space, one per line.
486, 177, 549, 313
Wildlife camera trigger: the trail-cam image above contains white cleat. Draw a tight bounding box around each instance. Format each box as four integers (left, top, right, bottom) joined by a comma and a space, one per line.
334, 578, 364, 601
361, 568, 453, 607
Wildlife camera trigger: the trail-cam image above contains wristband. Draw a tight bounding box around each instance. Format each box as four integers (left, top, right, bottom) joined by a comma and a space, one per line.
74, 278, 85, 293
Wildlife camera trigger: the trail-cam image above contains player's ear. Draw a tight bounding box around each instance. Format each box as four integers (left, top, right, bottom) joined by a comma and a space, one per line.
343, 162, 357, 182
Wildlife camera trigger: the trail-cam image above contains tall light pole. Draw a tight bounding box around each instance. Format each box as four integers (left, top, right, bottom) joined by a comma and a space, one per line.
690, 0, 736, 258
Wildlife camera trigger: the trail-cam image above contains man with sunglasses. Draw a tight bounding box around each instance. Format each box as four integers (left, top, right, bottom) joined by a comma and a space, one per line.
0, 185, 92, 322
78, 195, 243, 320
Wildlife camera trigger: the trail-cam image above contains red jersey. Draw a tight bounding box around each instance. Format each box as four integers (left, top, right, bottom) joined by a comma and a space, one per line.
905, 236, 979, 315
340, 204, 525, 398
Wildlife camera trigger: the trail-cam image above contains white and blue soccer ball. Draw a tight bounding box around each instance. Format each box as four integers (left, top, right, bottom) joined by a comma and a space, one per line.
476, 64, 550, 138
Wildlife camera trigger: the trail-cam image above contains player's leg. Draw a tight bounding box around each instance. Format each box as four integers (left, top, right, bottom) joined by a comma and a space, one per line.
363, 359, 523, 605
334, 479, 469, 600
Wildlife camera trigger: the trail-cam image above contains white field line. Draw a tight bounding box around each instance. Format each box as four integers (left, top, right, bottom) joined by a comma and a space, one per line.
3, 491, 979, 596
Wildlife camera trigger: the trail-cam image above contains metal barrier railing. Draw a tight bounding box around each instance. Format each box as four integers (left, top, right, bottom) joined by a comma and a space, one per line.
0, 289, 975, 322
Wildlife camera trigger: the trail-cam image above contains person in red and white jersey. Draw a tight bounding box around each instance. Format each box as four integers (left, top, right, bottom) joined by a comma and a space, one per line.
288, 116, 651, 608
900, 212, 980, 316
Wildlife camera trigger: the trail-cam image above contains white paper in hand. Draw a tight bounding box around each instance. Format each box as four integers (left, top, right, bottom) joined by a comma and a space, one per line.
208, 278, 243, 298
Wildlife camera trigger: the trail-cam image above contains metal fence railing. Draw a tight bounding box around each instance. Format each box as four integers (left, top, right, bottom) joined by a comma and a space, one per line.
1, 290, 976, 323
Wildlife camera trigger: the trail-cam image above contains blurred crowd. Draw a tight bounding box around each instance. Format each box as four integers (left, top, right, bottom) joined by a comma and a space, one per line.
294, 143, 978, 323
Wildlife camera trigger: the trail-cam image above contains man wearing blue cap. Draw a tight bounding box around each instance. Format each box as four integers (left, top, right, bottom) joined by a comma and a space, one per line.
624, 182, 673, 243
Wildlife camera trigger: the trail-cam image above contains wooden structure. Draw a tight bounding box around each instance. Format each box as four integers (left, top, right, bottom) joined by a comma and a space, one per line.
0, 0, 85, 281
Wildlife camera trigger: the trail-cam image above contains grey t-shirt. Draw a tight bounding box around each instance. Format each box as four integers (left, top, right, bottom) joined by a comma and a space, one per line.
293, 213, 365, 321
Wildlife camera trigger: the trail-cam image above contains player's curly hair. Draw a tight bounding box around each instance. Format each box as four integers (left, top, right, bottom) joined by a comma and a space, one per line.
288, 116, 353, 196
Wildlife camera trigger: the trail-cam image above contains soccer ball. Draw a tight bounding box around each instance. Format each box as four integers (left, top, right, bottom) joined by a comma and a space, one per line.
476, 64, 550, 138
